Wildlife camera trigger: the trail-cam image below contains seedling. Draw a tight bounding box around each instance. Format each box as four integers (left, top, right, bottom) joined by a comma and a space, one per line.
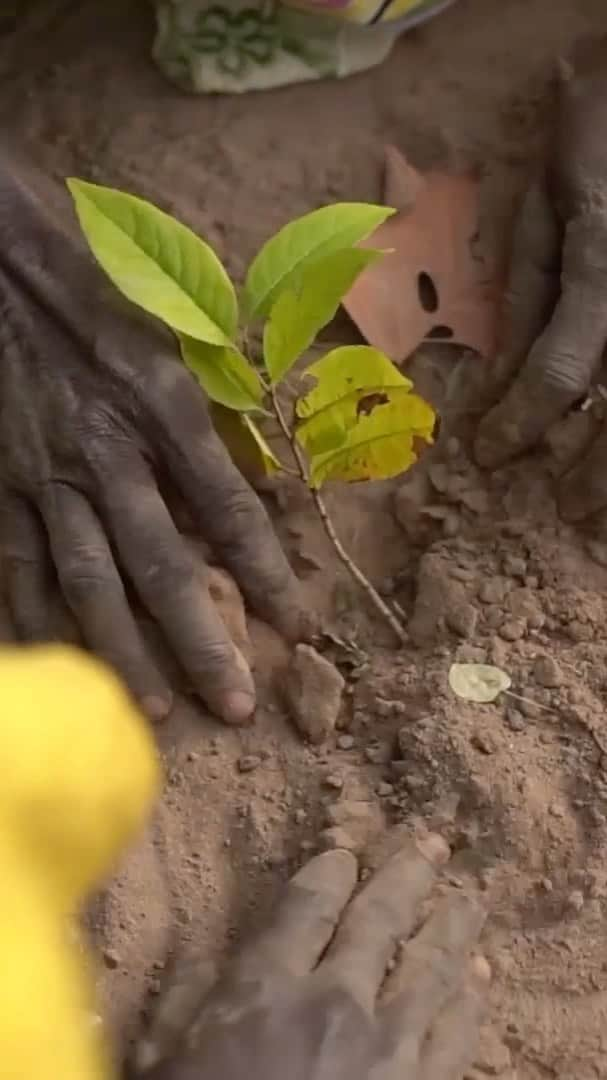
67, 181, 436, 642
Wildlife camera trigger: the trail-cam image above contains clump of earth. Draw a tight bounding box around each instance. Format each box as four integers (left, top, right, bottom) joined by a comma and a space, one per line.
3, 1, 607, 1076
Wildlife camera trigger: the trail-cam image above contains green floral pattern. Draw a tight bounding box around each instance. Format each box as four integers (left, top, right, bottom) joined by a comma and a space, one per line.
192, 5, 280, 73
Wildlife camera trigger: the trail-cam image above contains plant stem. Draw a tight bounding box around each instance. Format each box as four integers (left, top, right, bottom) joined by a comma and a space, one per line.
269, 387, 407, 646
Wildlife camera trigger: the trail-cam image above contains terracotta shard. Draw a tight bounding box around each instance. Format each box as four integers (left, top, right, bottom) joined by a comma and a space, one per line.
343, 145, 501, 365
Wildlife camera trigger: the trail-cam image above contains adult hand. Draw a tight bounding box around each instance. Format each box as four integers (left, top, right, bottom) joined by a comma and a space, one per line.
133, 836, 489, 1080
0, 151, 310, 723
474, 37, 607, 529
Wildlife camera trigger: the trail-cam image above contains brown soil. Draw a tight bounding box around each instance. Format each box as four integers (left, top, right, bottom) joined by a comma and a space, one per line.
3, 2, 607, 1077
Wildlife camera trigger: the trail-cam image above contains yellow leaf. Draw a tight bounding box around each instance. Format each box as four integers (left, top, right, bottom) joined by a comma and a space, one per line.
448, 663, 512, 703
295, 345, 435, 487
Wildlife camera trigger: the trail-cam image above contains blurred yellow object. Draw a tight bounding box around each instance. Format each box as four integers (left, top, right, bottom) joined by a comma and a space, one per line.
0, 645, 161, 1080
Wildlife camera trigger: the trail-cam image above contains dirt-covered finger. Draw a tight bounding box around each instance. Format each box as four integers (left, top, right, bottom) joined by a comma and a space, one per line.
233, 850, 358, 982
378, 891, 485, 1066
40, 481, 172, 719
320, 835, 450, 1010
0, 491, 58, 641
154, 379, 313, 643
476, 214, 607, 468
419, 955, 491, 1080
477, 178, 561, 413
93, 452, 256, 724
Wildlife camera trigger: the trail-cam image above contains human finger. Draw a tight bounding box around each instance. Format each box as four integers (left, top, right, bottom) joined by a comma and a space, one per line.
40, 481, 172, 719
419, 955, 491, 1080
92, 449, 256, 725
476, 214, 607, 468
476, 179, 561, 416
234, 850, 358, 981
0, 490, 59, 641
377, 891, 485, 1069
320, 835, 449, 1010
152, 372, 313, 643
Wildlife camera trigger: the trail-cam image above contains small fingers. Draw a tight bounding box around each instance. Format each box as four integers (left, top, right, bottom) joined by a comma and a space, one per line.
321, 835, 449, 1010
133, 954, 217, 1074
476, 214, 607, 468
378, 891, 485, 1067
93, 451, 256, 724
234, 850, 358, 981
155, 378, 313, 642
40, 481, 172, 719
419, 955, 491, 1080
476, 179, 561, 415
0, 491, 58, 641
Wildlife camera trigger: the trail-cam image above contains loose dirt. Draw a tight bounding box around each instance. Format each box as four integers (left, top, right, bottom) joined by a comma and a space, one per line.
3, 2, 607, 1076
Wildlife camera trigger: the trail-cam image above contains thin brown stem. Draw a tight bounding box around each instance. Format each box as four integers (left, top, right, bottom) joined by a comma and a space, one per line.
269, 387, 407, 646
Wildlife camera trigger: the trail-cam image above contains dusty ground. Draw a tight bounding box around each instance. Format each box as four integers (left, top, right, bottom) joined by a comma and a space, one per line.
3, 1, 607, 1077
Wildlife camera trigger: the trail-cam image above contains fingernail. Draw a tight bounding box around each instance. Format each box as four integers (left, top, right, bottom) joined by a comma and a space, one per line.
141, 693, 173, 722
469, 954, 492, 985
219, 690, 256, 726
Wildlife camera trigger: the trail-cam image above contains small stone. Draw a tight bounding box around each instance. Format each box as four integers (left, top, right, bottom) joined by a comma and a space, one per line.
499, 618, 526, 642
449, 565, 476, 583
285, 644, 345, 744
533, 654, 562, 689
445, 436, 461, 459
566, 889, 585, 914
540, 877, 553, 892
471, 731, 495, 754
428, 462, 450, 494
490, 637, 508, 668
506, 707, 525, 732
503, 554, 527, 579
324, 773, 344, 791
365, 744, 392, 765
568, 619, 594, 642
377, 781, 394, 797
459, 488, 490, 514
447, 602, 478, 639
238, 754, 261, 773
294, 808, 307, 825
478, 578, 508, 605
102, 949, 120, 970
325, 799, 383, 851
456, 644, 486, 664
337, 734, 355, 750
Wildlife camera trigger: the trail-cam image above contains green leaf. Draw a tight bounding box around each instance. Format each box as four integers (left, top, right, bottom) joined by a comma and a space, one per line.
67, 179, 238, 345
263, 248, 382, 385
244, 203, 395, 319
294, 345, 435, 487
179, 334, 264, 412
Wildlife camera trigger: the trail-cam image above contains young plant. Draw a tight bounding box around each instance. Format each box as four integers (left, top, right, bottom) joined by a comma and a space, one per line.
67, 181, 436, 643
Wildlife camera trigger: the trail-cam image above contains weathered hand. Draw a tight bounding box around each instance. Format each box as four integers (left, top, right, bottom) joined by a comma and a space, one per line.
0, 150, 309, 723
474, 36, 607, 524
133, 836, 489, 1080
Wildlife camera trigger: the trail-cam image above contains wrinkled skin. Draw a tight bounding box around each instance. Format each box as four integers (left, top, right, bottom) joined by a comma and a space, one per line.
0, 150, 311, 724
127, 836, 489, 1080
475, 35, 607, 526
